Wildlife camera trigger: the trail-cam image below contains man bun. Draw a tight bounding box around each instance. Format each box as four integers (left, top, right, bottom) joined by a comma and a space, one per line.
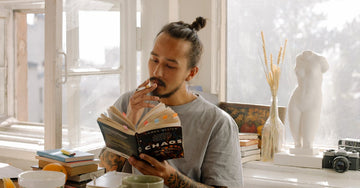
157, 17, 206, 68
190, 17, 206, 31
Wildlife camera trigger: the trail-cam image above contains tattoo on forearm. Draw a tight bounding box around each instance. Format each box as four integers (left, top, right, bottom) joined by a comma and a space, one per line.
166, 171, 226, 188
99, 149, 126, 172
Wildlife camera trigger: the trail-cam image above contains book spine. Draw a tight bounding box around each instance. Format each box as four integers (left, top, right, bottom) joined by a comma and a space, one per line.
67, 168, 105, 182
39, 160, 98, 176
36, 151, 66, 162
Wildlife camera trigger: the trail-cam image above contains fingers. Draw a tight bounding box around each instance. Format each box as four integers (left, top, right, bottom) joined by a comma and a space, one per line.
129, 95, 159, 112
138, 79, 150, 88
130, 95, 159, 106
139, 154, 163, 168
128, 156, 155, 175
135, 82, 157, 93
130, 80, 159, 110
128, 154, 166, 176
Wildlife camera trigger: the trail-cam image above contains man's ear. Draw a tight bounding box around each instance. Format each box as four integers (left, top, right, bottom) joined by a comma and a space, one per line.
185, 66, 199, 81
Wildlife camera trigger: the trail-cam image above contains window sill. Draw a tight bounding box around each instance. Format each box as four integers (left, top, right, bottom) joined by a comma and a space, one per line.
0, 123, 104, 161
243, 161, 360, 187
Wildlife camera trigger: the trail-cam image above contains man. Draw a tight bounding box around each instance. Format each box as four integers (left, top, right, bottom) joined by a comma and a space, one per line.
100, 17, 243, 188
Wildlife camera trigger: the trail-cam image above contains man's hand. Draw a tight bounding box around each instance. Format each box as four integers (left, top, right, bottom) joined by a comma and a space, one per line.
128, 154, 175, 182
127, 80, 159, 125
99, 148, 126, 172
128, 154, 217, 188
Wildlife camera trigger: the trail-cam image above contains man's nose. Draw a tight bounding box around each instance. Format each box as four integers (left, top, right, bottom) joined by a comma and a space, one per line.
153, 63, 163, 77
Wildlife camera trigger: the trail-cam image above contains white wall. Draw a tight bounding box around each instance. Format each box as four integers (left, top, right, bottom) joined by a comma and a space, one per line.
140, 0, 221, 94
178, 0, 212, 93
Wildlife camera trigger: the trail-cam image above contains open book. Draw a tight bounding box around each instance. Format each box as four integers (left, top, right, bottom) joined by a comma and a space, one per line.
97, 103, 184, 161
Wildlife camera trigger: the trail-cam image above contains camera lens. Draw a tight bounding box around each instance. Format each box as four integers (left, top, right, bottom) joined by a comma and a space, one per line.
332, 156, 350, 173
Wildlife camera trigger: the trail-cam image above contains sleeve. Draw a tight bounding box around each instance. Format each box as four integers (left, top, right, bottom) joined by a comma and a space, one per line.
113, 91, 135, 113
201, 112, 244, 187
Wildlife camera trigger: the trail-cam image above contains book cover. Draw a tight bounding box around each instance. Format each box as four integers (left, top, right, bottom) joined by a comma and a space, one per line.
36, 149, 94, 162
35, 156, 99, 168
38, 160, 98, 177
97, 103, 184, 161
240, 139, 259, 147
218, 102, 286, 133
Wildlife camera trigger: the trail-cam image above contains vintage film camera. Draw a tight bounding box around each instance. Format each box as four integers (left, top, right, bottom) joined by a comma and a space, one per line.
322, 149, 360, 173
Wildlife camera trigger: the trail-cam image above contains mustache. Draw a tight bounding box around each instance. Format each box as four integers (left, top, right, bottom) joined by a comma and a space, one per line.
150, 77, 166, 87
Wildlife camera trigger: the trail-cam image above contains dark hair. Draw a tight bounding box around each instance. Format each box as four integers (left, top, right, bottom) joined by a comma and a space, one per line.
157, 17, 206, 69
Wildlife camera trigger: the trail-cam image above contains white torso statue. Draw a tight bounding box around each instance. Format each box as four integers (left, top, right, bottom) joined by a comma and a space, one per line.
288, 50, 329, 154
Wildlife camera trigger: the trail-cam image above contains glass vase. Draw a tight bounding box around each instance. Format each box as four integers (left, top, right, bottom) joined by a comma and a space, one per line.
261, 95, 285, 161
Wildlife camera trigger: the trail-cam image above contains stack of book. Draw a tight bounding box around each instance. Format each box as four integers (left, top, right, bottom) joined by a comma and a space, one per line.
239, 133, 261, 163
35, 149, 104, 185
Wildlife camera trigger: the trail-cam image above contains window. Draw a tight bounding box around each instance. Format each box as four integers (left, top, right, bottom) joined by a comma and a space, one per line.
61, 8, 122, 149
0, 0, 138, 156
227, 0, 360, 147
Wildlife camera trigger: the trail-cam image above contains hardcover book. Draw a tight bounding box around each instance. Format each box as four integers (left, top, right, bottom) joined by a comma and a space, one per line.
240, 144, 259, 152
97, 103, 184, 161
241, 154, 261, 164
38, 160, 98, 177
240, 139, 259, 147
36, 149, 94, 162
241, 148, 260, 157
35, 156, 99, 168
239, 132, 259, 140
67, 167, 105, 182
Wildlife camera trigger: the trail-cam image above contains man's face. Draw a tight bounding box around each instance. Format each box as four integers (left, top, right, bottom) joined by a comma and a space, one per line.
148, 32, 192, 98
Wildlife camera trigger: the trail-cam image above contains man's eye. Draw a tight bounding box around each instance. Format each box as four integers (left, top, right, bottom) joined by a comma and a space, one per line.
151, 58, 159, 63
166, 65, 175, 69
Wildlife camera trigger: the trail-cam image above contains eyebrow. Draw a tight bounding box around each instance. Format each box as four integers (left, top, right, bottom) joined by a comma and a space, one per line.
151, 51, 179, 64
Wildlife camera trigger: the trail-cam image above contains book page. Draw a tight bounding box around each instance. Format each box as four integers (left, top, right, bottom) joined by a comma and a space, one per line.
137, 103, 168, 127
107, 106, 136, 131
137, 103, 180, 132
98, 114, 135, 136
137, 122, 180, 134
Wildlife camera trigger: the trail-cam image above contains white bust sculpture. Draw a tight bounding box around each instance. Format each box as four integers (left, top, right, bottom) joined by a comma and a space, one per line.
288, 50, 329, 155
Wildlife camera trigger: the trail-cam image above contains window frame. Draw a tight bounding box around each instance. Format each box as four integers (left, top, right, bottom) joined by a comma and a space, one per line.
0, 0, 138, 160
0, 10, 9, 122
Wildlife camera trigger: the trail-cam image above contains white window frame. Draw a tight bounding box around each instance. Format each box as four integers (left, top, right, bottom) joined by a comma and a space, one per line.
0, 9, 11, 122
0, 1, 45, 160
0, 0, 137, 160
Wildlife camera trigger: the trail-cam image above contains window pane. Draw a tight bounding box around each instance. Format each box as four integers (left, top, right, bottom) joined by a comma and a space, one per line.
61, 0, 121, 148
27, 14, 44, 123
62, 74, 120, 148
64, 10, 120, 70
227, 0, 360, 146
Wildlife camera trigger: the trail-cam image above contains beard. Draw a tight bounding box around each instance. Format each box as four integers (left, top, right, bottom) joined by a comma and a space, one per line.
150, 77, 182, 98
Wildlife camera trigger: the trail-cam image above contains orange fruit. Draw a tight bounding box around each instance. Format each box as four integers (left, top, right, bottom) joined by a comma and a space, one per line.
42, 163, 68, 180
3, 178, 15, 188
